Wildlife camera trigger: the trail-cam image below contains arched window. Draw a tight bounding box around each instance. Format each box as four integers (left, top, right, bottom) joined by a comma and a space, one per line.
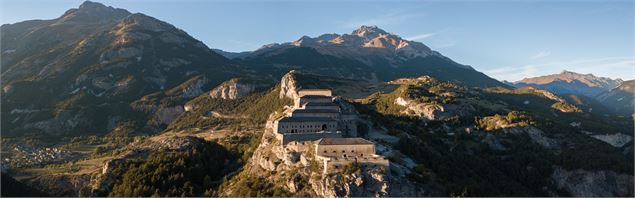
322, 124, 327, 130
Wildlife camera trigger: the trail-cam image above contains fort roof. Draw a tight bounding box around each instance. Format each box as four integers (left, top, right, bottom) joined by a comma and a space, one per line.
304, 102, 339, 107
299, 89, 332, 92
300, 95, 332, 99
317, 137, 373, 145
278, 117, 337, 123
292, 109, 340, 114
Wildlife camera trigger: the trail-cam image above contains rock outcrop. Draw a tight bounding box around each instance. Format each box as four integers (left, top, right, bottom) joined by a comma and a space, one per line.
394, 96, 472, 121
551, 167, 633, 197
396, 97, 445, 120
502, 126, 560, 150
311, 169, 389, 197
591, 133, 633, 148
209, 78, 268, 100
279, 71, 300, 100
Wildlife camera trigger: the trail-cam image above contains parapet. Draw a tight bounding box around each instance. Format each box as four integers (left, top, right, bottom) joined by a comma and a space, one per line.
317, 137, 373, 145
298, 89, 332, 97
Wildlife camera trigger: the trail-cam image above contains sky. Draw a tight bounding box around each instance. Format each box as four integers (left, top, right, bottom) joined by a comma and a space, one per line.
1, 0, 634, 81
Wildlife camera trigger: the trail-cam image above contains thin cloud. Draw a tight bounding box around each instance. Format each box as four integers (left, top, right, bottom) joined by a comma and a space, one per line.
406, 33, 436, 41
531, 51, 551, 59
432, 40, 456, 49
339, 10, 421, 29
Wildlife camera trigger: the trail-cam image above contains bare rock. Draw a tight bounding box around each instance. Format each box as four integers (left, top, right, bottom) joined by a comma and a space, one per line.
209, 78, 262, 100
280, 70, 300, 99
591, 133, 633, 148
99, 47, 142, 63
552, 166, 634, 197
153, 106, 184, 125
482, 133, 506, 151
504, 126, 560, 150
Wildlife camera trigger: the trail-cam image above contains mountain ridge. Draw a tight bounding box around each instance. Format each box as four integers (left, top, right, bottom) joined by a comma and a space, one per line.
511, 70, 623, 98
247, 25, 447, 67
1, 0, 243, 137
237, 26, 503, 88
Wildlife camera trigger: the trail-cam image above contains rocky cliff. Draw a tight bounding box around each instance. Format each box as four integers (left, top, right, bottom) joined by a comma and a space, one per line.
552, 166, 633, 197
279, 70, 301, 100
209, 78, 271, 100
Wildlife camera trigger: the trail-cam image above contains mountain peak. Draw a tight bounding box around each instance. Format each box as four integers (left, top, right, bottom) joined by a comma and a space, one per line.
560, 70, 574, 74
76, 0, 129, 15
560, 70, 586, 75
58, 1, 130, 24
352, 25, 389, 38
252, 25, 438, 65
117, 13, 181, 33
78, 1, 107, 10
513, 71, 623, 97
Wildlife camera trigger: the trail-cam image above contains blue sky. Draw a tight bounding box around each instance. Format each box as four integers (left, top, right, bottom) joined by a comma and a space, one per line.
2, 0, 633, 81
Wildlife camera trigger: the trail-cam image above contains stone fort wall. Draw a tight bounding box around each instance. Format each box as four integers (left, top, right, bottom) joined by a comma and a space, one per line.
276, 132, 342, 145
316, 144, 375, 158
298, 89, 332, 97
291, 112, 340, 118
274, 120, 338, 134
340, 114, 358, 137
317, 155, 389, 174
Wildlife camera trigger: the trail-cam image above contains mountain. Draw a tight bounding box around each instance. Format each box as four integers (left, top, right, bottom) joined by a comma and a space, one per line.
512, 70, 623, 98
211, 48, 251, 59
239, 25, 506, 88
1, 1, 247, 137
596, 80, 635, 116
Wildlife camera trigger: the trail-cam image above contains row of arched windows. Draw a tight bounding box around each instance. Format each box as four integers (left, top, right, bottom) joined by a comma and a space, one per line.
280, 124, 333, 129
332, 164, 378, 169
323, 150, 358, 153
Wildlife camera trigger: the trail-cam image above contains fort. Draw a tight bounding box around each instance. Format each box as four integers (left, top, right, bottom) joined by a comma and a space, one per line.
315, 138, 389, 174
272, 88, 388, 173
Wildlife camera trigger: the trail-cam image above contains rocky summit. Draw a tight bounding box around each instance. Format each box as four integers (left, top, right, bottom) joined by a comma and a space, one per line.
512, 70, 623, 98
1, 1, 633, 198
238, 26, 504, 88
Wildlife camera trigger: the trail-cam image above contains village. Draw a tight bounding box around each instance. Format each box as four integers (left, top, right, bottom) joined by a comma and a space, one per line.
2, 145, 74, 168
272, 89, 389, 174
